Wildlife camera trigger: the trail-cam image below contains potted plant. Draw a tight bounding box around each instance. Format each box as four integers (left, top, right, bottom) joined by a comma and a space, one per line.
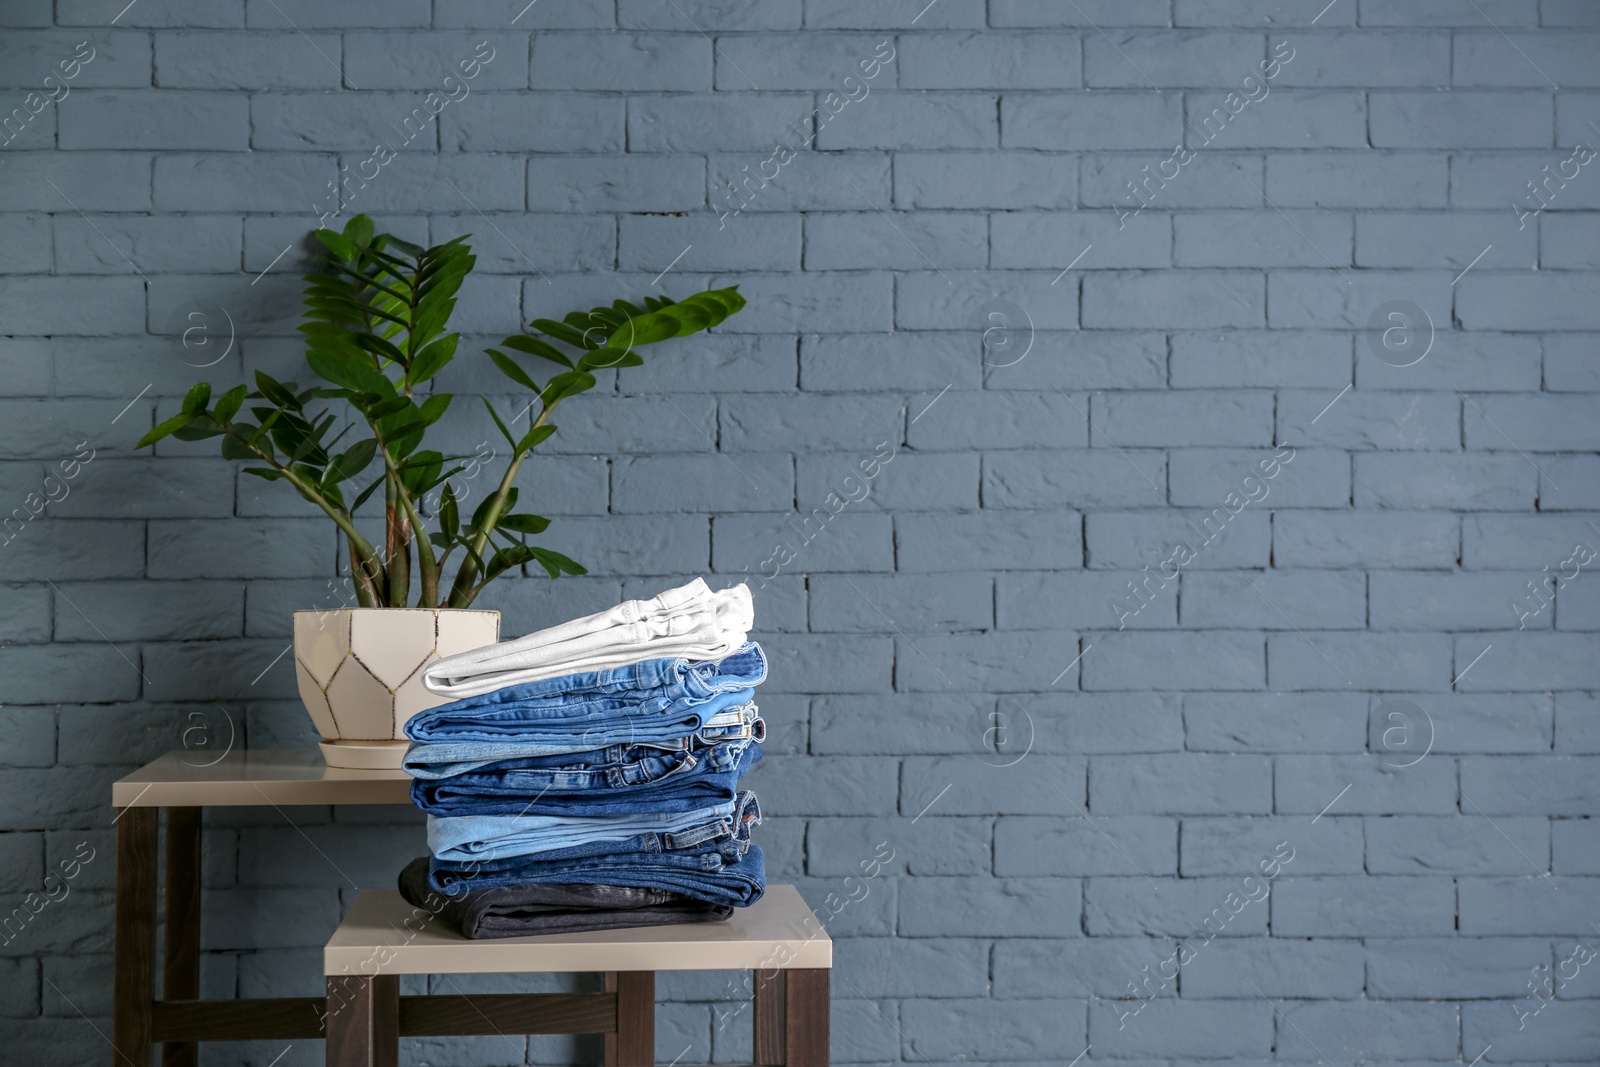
139, 215, 745, 767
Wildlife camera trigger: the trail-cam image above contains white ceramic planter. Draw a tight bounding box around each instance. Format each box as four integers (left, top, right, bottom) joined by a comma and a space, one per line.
293, 608, 500, 769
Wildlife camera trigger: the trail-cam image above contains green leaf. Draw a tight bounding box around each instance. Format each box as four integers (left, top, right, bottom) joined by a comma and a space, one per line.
516, 423, 557, 454
254, 370, 300, 410
326, 438, 378, 483
407, 334, 458, 385
483, 543, 536, 582
214, 384, 248, 424
250, 411, 279, 450
351, 332, 407, 366
500, 334, 573, 368
418, 393, 452, 427
363, 396, 413, 420
540, 370, 597, 408
270, 418, 329, 467
136, 411, 194, 449
314, 229, 355, 261
578, 306, 625, 329
577, 347, 642, 372
220, 433, 257, 461
599, 312, 676, 350
182, 381, 212, 416
171, 414, 225, 441
400, 450, 443, 495
528, 545, 587, 579
487, 349, 540, 392
350, 473, 385, 513
471, 487, 516, 534
242, 467, 283, 481
306, 347, 390, 395
497, 513, 550, 535
386, 235, 424, 257
480, 398, 517, 450
530, 318, 588, 348
439, 482, 459, 540
344, 214, 374, 248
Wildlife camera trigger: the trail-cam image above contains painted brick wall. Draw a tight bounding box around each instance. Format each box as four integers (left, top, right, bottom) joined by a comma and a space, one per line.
1, 0, 1598, 1064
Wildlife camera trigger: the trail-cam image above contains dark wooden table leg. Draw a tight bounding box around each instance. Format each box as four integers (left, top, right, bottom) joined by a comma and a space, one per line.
785, 970, 829, 1067
325, 974, 398, 1067
752, 969, 786, 1065
162, 807, 202, 1067
113, 807, 159, 1067
603, 971, 654, 1067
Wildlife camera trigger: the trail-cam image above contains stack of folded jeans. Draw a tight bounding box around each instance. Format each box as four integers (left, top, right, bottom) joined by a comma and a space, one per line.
396, 580, 768, 938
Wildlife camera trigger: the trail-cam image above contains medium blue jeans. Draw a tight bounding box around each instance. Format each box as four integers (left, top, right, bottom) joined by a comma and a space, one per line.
403, 642, 767, 746
404, 700, 762, 779
410, 734, 762, 817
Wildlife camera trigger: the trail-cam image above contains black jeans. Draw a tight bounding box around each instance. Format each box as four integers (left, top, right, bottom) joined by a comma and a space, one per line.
397, 856, 733, 939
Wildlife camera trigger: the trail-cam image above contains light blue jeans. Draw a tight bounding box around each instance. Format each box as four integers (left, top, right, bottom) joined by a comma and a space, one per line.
427, 796, 740, 864
433, 790, 762, 875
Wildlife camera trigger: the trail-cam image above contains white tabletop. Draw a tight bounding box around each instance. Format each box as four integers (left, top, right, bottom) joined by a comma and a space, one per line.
112, 750, 413, 808
325, 884, 832, 975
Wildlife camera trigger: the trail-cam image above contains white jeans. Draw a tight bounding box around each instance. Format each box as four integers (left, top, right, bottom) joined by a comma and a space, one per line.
422, 578, 754, 698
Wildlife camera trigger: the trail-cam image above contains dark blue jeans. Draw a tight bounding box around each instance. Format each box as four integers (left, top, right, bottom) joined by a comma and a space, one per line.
403, 643, 767, 752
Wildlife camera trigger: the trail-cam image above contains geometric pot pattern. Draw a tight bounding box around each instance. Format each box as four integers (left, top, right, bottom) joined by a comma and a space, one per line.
292, 607, 500, 743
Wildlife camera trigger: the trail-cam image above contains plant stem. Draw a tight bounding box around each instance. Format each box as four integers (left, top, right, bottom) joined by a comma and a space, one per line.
383, 473, 410, 606
390, 466, 440, 608
445, 403, 555, 607
220, 425, 387, 605
348, 540, 381, 608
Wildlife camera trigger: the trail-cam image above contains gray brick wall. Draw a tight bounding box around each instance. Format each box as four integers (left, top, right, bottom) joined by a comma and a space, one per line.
1, 0, 1597, 1064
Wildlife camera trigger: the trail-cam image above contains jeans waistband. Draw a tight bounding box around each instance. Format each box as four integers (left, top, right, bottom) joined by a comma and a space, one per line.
664, 790, 761, 851
629, 702, 764, 752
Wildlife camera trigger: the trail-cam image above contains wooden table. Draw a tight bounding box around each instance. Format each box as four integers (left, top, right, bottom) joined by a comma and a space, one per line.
110, 750, 829, 1067
112, 750, 414, 1065
325, 886, 830, 1066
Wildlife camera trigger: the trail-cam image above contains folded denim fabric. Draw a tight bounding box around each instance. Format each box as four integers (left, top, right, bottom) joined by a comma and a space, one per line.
423, 578, 754, 698
410, 735, 761, 818
398, 857, 733, 939
402, 644, 767, 759
428, 797, 739, 864
434, 791, 761, 874
429, 840, 767, 909
405, 701, 763, 780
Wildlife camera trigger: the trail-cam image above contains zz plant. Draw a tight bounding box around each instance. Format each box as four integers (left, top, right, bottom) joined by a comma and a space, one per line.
138, 215, 744, 610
